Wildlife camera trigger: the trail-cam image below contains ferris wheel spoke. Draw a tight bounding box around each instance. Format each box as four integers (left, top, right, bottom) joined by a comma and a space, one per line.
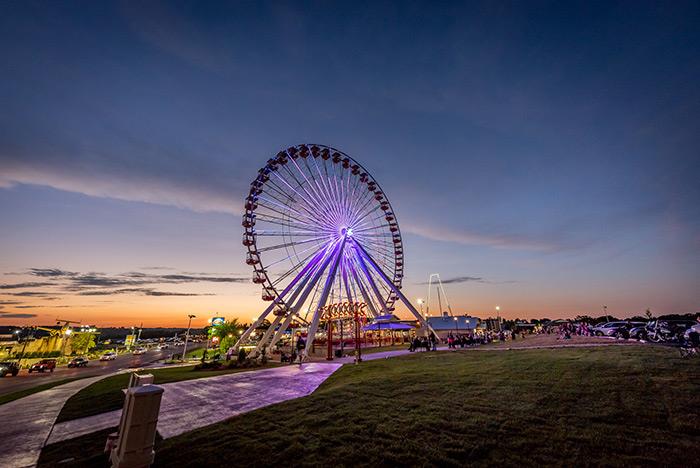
289, 157, 336, 224
269, 171, 332, 228
257, 188, 321, 222
255, 215, 321, 232
255, 212, 320, 230
255, 230, 323, 237
351, 201, 383, 228
350, 250, 390, 314
271, 246, 327, 288
256, 200, 320, 228
302, 158, 337, 221
353, 212, 391, 232
257, 236, 329, 254
297, 158, 337, 224
264, 240, 326, 271
316, 157, 343, 223
279, 162, 337, 229
345, 173, 365, 224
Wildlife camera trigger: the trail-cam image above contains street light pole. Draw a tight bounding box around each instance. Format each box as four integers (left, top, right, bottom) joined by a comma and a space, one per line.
182, 314, 196, 361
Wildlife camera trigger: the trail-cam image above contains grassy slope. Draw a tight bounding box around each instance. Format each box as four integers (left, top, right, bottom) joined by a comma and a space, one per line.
57, 363, 280, 423
41, 347, 699, 467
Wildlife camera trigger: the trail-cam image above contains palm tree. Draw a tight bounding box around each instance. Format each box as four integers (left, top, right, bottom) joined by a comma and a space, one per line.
209, 319, 244, 354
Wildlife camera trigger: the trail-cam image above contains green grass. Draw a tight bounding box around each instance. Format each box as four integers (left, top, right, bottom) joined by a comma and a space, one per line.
40, 346, 700, 467
0, 377, 84, 406
56, 363, 280, 423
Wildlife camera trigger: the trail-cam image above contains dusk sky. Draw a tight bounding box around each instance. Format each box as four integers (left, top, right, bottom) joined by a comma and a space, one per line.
1, 1, 698, 327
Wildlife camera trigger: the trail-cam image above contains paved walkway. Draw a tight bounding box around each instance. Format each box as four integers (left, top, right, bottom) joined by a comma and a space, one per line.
48, 362, 342, 444
0, 374, 113, 468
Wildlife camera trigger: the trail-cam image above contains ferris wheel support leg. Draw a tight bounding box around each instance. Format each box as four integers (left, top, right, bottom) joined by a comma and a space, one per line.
267, 312, 297, 351
234, 244, 331, 352
354, 241, 438, 338
250, 313, 284, 358
350, 264, 379, 318
250, 261, 321, 358
303, 236, 347, 361
354, 252, 390, 315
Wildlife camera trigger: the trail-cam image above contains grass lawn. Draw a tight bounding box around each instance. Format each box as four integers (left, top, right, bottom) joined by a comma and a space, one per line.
41, 346, 699, 467
56, 362, 280, 423
0, 377, 82, 406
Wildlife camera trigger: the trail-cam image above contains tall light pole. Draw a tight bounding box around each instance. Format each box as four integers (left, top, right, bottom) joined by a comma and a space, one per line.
417, 298, 424, 319
182, 314, 196, 361
496, 306, 501, 332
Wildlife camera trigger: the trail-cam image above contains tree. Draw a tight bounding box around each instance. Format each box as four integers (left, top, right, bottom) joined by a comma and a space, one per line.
209, 319, 244, 354
70, 332, 96, 355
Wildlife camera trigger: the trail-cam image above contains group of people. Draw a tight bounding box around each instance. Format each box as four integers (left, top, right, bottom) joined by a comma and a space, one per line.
408, 334, 438, 352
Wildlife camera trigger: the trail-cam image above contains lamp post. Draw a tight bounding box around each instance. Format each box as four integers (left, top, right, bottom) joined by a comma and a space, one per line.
496, 306, 501, 332
417, 298, 424, 318
182, 314, 196, 361
454, 315, 459, 333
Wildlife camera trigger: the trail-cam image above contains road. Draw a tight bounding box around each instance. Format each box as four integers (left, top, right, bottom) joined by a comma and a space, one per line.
0, 344, 201, 397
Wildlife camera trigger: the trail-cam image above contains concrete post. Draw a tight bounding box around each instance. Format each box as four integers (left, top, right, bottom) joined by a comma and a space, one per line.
110, 384, 163, 468
128, 373, 154, 389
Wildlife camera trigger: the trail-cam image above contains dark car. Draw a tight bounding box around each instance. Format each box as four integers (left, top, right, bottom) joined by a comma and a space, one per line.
645, 320, 695, 343
628, 323, 650, 340
67, 357, 89, 368
29, 359, 57, 373
0, 361, 20, 377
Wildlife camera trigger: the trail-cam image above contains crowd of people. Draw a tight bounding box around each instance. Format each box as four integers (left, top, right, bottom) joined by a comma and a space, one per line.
408, 334, 438, 352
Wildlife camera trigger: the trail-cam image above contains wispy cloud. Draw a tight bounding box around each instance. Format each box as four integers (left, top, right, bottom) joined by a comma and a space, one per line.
29, 268, 78, 277
15, 304, 71, 308
5, 291, 56, 297
0, 282, 55, 289
78, 288, 213, 297
416, 275, 517, 285
0, 313, 39, 319
402, 223, 560, 251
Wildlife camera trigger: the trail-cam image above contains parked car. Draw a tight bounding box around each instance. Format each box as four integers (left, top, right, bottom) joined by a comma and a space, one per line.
133, 347, 147, 355
157, 344, 169, 350
0, 361, 20, 377
646, 320, 696, 343
592, 322, 627, 337
29, 359, 57, 373
100, 352, 117, 361
628, 324, 649, 340
67, 357, 89, 368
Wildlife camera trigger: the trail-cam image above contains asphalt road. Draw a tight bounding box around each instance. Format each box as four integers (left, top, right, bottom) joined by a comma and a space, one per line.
0, 344, 201, 397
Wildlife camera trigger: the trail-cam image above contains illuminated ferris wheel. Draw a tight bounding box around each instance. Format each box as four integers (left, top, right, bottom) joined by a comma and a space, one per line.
235, 144, 433, 359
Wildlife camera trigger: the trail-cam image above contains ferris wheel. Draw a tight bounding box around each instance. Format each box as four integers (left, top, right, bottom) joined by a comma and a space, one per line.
235, 144, 433, 359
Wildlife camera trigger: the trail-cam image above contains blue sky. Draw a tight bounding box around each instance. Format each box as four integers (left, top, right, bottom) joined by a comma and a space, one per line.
1, 1, 698, 326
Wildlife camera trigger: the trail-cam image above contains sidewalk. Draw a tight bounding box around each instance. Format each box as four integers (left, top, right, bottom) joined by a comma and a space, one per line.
48, 362, 342, 444
0, 374, 113, 468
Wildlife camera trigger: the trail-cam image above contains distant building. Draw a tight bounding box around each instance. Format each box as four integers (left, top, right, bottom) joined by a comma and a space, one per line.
426, 314, 479, 339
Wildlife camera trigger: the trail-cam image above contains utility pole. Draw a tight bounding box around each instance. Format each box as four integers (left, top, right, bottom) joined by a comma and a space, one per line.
182, 314, 196, 361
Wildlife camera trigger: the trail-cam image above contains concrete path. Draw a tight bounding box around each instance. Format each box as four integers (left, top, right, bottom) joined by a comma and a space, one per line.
0, 374, 114, 468
48, 362, 342, 445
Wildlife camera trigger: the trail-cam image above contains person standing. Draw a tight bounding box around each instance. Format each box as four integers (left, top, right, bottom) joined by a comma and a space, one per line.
296, 334, 306, 365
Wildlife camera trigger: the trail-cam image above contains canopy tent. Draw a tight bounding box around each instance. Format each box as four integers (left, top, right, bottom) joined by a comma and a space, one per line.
363, 322, 414, 331
373, 314, 398, 322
